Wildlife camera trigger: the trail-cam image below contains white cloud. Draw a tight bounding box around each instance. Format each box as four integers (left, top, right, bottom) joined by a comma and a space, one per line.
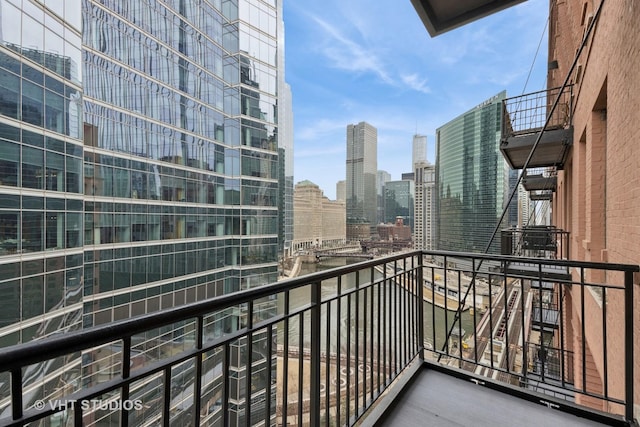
400, 73, 431, 94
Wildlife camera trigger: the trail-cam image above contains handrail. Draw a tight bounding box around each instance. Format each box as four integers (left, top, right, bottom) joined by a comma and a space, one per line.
0, 249, 637, 426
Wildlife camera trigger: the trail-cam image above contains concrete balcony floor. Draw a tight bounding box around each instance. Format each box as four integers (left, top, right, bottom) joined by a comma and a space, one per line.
376, 368, 610, 427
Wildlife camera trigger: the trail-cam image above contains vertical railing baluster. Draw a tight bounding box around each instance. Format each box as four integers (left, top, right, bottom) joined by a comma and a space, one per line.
488, 269, 494, 371
310, 281, 321, 427
11, 368, 22, 422
354, 270, 360, 418
473, 258, 479, 364
346, 292, 351, 424
282, 292, 289, 427
336, 277, 342, 427
377, 273, 382, 395
370, 268, 375, 403
431, 264, 436, 354
457, 269, 462, 368
163, 367, 171, 427
580, 267, 586, 394
223, 342, 230, 427
519, 270, 527, 381
624, 270, 634, 423
74, 399, 83, 427
559, 283, 566, 388
194, 317, 203, 427
602, 286, 608, 402
265, 324, 273, 427
246, 301, 254, 427
325, 299, 331, 427
298, 312, 304, 427
503, 268, 510, 375
538, 263, 545, 381
122, 336, 131, 427
418, 254, 424, 363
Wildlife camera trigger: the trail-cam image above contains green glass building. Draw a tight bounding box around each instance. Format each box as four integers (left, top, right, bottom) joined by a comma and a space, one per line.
435, 91, 510, 254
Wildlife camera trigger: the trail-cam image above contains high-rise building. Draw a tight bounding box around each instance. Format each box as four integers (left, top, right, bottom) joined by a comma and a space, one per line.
277, 3, 294, 259
346, 121, 377, 239
383, 180, 414, 231
507, 169, 519, 227
376, 170, 391, 224
0, 1, 284, 423
336, 180, 346, 201
412, 134, 427, 168
435, 91, 511, 253
414, 161, 435, 250
0, 0, 84, 405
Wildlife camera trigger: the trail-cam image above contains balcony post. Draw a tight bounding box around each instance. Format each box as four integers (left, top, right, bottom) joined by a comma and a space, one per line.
310, 280, 321, 427
624, 271, 634, 423
418, 253, 424, 362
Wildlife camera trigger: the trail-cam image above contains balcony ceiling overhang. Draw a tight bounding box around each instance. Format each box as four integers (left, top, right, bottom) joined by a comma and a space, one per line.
522, 174, 557, 192
410, 0, 528, 37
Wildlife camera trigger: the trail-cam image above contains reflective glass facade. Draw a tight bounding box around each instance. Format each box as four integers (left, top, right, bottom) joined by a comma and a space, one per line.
435, 91, 510, 254
0, 0, 282, 423
383, 180, 414, 230
0, 0, 84, 410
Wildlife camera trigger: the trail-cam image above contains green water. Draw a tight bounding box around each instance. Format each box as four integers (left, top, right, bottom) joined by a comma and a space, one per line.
288, 258, 477, 353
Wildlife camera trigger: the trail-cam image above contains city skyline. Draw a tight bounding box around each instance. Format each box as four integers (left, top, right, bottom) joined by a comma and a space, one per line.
285, 0, 548, 199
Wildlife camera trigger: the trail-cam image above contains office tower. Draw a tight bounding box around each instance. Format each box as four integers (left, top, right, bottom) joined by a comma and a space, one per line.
508, 169, 519, 227
0, 0, 84, 408
435, 91, 511, 253
278, 3, 294, 259
376, 170, 391, 224
412, 134, 427, 167
383, 180, 414, 231
414, 161, 435, 250
346, 122, 377, 239
336, 180, 346, 201
0, 0, 283, 423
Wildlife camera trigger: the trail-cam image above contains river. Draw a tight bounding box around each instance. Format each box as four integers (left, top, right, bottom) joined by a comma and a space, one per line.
284, 257, 477, 354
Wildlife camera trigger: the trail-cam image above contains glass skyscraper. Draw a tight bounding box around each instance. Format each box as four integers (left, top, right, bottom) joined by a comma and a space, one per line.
0, 0, 284, 424
383, 179, 414, 230
435, 91, 511, 254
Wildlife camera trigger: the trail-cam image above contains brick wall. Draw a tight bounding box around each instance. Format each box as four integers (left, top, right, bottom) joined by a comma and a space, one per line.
550, 0, 640, 417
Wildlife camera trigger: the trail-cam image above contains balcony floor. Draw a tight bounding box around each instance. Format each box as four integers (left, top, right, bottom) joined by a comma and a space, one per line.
377, 368, 609, 426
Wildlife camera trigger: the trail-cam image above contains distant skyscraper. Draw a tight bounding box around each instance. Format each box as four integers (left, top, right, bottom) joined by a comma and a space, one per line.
413, 134, 427, 167
508, 169, 519, 227
377, 170, 391, 224
435, 91, 511, 253
414, 161, 436, 250
346, 122, 377, 238
336, 180, 346, 201
384, 180, 415, 231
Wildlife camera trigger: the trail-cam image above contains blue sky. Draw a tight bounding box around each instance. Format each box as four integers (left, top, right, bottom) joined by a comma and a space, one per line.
284, 0, 549, 200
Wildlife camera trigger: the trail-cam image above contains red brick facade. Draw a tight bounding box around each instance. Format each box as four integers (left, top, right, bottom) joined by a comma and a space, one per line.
549, 0, 640, 416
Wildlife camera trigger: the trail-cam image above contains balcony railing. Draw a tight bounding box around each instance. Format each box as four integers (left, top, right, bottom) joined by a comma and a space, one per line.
0, 250, 637, 426
501, 226, 570, 260
500, 85, 574, 170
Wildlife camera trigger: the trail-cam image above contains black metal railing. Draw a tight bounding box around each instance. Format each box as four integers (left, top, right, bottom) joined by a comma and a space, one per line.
501, 226, 570, 260
0, 250, 637, 426
502, 85, 574, 137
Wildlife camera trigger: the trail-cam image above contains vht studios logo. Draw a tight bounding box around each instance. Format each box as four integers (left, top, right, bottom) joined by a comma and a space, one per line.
33, 399, 144, 411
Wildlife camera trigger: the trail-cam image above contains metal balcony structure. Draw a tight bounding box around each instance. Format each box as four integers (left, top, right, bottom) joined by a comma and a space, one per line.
0, 250, 637, 427
501, 226, 570, 260
522, 174, 557, 193
500, 85, 574, 170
